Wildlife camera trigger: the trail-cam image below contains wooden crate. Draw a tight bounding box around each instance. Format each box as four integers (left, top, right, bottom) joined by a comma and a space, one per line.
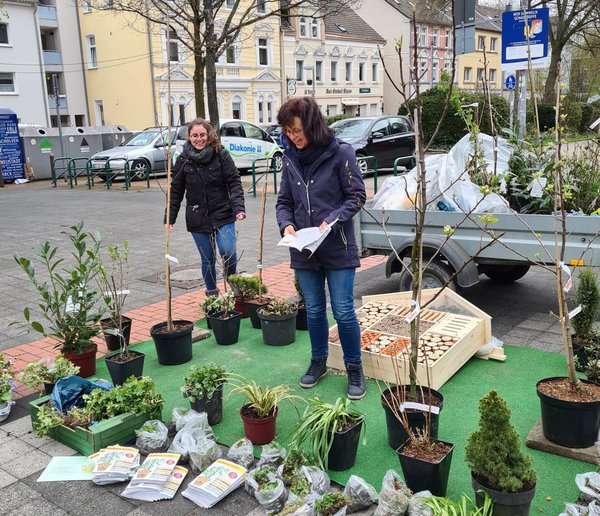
29, 396, 150, 455
328, 288, 492, 390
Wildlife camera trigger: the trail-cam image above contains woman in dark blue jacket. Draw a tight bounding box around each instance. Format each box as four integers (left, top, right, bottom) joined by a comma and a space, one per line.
276, 97, 367, 400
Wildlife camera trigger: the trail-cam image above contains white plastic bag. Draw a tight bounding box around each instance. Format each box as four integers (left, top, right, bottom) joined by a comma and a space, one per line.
169, 407, 190, 434
273, 498, 315, 516
407, 491, 434, 516
576, 472, 600, 502
254, 478, 288, 513
189, 437, 222, 473
168, 427, 211, 462
343, 475, 378, 513
373, 470, 411, 516
177, 409, 215, 439
258, 441, 287, 466
476, 335, 504, 357
559, 502, 590, 516
135, 419, 169, 454
303, 466, 330, 495
245, 464, 278, 496
227, 437, 255, 469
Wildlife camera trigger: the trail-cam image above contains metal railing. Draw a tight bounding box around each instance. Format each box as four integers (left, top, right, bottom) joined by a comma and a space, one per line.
250, 156, 278, 197
357, 155, 378, 194
393, 155, 417, 176
50, 157, 74, 188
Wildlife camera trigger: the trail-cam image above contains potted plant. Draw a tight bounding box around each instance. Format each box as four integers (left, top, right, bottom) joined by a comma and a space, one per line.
294, 272, 308, 331
229, 378, 300, 445
207, 292, 242, 345
0, 354, 15, 423
315, 492, 350, 516
181, 362, 229, 425
228, 273, 268, 323
291, 397, 365, 472
18, 355, 80, 395
200, 294, 221, 330
257, 298, 298, 346
14, 222, 105, 377
465, 390, 537, 515
98, 241, 145, 385
279, 447, 309, 484
572, 268, 600, 371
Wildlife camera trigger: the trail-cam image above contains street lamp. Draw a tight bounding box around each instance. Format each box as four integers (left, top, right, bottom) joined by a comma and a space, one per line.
303, 64, 316, 98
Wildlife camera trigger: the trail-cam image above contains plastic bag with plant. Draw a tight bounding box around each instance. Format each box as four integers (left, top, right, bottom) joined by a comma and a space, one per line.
315, 492, 350, 516
169, 407, 190, 434
227, 437, 255, 469
189, 437, 222, 474
135, 419, 169, 454
303, 466, 330, 495
258, 440, 287, 467
279, 447, 309, 484
372, 470, 411, 516
168, 427, 213, 462
176, 409, 215, 439
254, 478, 288, 513
246, 464, 278, 496
273, 498, 316, 516
407, 491, 433, 516
343, 475, 378, 513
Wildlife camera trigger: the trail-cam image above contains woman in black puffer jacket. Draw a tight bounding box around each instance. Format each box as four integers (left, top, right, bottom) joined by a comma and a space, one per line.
167, 118, 246, 296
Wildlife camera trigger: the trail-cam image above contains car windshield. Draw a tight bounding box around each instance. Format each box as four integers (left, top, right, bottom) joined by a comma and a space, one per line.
122, 129, 173, 146
330, 119, 372, 139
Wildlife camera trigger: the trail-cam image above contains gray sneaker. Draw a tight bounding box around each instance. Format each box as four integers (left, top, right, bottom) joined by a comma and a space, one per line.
346, 363, 366, 400
300, 357, 328, 388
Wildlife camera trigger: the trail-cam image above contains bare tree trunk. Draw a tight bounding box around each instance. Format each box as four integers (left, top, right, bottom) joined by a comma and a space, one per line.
193, 51, 206, 119
543, 48, 563, 104
205, 50, 219, 128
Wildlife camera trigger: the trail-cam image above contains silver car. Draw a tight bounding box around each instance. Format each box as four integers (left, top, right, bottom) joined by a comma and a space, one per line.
90, 127, 179, 180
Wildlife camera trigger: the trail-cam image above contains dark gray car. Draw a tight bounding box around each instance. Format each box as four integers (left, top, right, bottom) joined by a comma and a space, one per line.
330, 115, 416, 175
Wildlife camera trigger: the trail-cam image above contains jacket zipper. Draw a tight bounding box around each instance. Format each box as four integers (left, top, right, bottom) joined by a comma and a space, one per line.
284, 157, 312, 216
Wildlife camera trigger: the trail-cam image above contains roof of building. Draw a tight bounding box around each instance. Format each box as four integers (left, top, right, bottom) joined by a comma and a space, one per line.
324, 8, 386, 44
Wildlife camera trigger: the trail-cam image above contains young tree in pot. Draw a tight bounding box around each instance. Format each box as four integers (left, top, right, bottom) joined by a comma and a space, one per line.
572, 268, 600, 371
258, 298, 298, 346
207, 292, 242, 345
14, 222, 105, 378
465, 390, 537, 515
294, 272, 308, 331
18, 355, 79, 395
228, 273, 268, 328
229, 378, 301, 445
290, 397, 365, 471
98, 241, 145, 385
181, 362, 229, 425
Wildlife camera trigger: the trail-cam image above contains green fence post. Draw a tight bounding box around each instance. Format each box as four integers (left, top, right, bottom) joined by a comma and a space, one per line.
50, 154, 57, 187
251, 160, 257, 198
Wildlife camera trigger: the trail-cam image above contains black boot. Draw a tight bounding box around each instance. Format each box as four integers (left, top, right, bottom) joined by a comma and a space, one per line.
300, 356, 328, 388
346, 363, 366, 400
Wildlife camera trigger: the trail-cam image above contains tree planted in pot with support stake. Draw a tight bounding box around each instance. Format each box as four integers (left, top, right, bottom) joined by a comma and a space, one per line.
181, 362, 229, 425
98, 241, 145, 385
228, 273, 268, 327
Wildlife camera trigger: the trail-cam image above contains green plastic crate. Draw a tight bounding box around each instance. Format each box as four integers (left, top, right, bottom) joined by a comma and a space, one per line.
29, 396, 150, 455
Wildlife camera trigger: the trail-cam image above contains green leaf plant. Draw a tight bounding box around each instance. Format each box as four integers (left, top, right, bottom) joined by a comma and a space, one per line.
181, 362, 229, 403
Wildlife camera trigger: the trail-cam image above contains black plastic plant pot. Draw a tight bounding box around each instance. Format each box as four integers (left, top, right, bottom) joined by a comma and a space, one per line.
472, 475, 536, 516
191, 385, 223, 425
258, 311, 297, 346
397, 438, 454, 496
246, 300, 270, 329
150, 320, 193, 365
296, 306, 308, 331
537, 377, 600, 448
43, 382, 55, 396
208, 312, 242, 345
104, 350, 145, 385
381, 386, 444, 450
327, 418, 363, 471
100, 316, 133, 352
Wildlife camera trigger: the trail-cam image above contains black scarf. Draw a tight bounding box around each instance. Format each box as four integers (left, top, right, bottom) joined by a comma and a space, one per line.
187, 144, 214, 165
296, 144, 327, 176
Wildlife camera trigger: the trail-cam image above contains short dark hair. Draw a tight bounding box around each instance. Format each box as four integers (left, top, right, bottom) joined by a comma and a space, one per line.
187, 118, 221, 152
277, 97, 333, 147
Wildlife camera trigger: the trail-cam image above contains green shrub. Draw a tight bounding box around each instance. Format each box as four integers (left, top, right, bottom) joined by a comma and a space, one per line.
580, 103, 595, 133
465, 390, 536, 492
573, 268, 600, 338
326, 114, 352, 126
527, 102, 555, 131
564, 100, 584, 132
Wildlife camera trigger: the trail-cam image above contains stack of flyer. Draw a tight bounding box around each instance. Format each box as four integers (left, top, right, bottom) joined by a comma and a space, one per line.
121, 453, 188, 502
182, 459, 247, 508
89, 446, 140, 485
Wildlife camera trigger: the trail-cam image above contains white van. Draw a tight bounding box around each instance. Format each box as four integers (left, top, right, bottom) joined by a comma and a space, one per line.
174, 119, 283, 172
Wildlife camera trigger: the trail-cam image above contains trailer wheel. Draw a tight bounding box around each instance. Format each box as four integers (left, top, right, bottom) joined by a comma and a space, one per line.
399, 260, 457, 292
484, 265, 530, 283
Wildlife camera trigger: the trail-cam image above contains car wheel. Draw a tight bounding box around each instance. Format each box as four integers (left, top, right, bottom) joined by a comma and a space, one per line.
356, 155, 369, 176
398, 260, 457, 291
129, 160, 150, 181
272, 153, 283, 172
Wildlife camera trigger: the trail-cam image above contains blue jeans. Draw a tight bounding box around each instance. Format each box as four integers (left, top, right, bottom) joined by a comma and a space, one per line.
191, 222, 237, 293
295, 268, 361, 365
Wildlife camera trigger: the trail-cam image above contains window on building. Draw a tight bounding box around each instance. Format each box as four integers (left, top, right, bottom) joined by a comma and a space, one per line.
94, 100, 105, 125
51, 115, 70, 127
331, 61, 337, 82
311, 19, 319, 38
169, 99, 175, 126
431, 28, 438, 47
75, 114, 85, 126
489, 68, 497, 83
81, 0, 92, 13
258, 99, 264, 123
0, 23, 9, 45
179, 98, 186, 124
232, 96, 242, 119
477, 35, 485, 51
444, 30, 450, 48
280, 0, 290, 27
258, 37, 269, 65
432, 61, 438, 83
296, 60, 304, 81
345, 61, 352, 82
86, 35, 97, 68
358, 62, 365, 82
490, 37, 497, 52
419, 26, 427, 46
226, 45, 236, 64
477, 67, 484, 81
168, 30, 179, 62
256, 0, 266, 14
464, 67, 472, 82
267, 100, 273, 122
225, 0, 234, 9
370, 103, 378, 116
299, 17, 307, 37
372, 62, 378, 83
327, 104, 337, 116
315, 61, 322, 81
0, 72, 15, 93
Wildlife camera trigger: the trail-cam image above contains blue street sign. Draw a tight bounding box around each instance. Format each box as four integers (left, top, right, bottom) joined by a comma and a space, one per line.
0, 108, 24, 182
505, 74, 516, 91
501, 8, 550, 71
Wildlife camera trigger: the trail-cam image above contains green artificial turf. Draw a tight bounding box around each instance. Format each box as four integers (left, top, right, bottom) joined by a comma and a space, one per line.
95, 317, 593, 514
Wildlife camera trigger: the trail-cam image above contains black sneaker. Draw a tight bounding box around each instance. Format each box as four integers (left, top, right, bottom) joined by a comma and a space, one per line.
346, 363, 366, 400
300, 357, 328, 388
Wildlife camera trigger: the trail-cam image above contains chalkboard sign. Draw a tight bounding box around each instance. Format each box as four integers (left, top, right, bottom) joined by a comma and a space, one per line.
0, 108, 24, 182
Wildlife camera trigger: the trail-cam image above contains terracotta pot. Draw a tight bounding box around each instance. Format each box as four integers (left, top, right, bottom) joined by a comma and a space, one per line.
240, 404, 277, 445
234, 299, 249, 318
63, 343, 98, 378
